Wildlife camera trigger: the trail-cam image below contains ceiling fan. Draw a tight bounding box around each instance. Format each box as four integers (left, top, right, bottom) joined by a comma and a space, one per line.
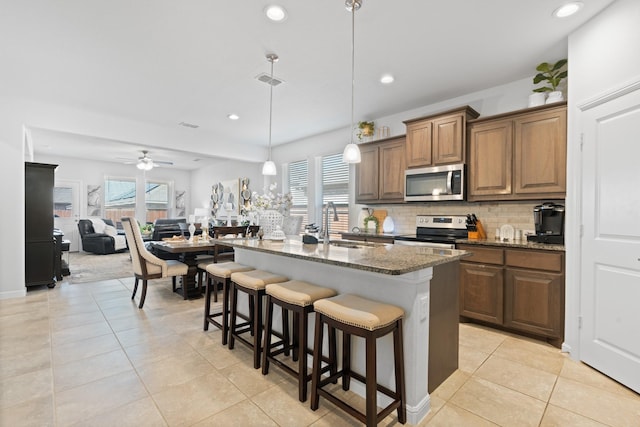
120, 150, 173, 170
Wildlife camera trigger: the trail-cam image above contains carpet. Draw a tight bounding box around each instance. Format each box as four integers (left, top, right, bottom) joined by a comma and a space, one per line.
68, 251, 133, 283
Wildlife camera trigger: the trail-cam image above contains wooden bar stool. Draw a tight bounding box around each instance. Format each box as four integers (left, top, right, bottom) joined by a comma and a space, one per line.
310, 294, 406, 426
203, 262, 254, 345
228, 269, 288, 369
261, 280, 338, 402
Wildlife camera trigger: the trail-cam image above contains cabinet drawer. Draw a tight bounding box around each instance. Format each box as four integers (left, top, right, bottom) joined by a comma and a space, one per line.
505, 249, 563, 272
457, 245, 503, 265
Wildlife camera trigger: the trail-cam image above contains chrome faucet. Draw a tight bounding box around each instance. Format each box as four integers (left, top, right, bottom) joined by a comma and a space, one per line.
323, 202, 339, 244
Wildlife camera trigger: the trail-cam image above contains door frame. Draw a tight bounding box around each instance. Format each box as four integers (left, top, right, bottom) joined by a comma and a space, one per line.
54, 179, 82, 252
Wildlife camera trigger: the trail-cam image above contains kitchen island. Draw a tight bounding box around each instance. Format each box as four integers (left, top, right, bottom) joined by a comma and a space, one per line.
214, 237, 469, 424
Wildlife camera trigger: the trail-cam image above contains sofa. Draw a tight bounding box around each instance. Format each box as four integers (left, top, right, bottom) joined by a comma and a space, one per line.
78, 218, 128, 255
148, 218, 188, 260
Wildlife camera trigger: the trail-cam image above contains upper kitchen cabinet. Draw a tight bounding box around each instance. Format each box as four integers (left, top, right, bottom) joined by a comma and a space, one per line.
403, 106, 480, 168
468, 102, 567, 201
355, 136, 406, 204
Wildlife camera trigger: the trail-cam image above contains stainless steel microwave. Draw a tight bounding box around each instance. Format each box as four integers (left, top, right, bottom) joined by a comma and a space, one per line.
404, 163, 465, 202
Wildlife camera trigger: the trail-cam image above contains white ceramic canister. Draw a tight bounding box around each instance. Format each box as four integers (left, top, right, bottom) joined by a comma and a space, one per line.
382, 216, 395, 233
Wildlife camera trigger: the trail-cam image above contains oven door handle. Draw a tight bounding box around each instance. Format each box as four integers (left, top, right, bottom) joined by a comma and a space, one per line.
446, 171, 453, 195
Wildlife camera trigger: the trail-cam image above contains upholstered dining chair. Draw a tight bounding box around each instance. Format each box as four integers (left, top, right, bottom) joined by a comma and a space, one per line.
121, 217, 189, 309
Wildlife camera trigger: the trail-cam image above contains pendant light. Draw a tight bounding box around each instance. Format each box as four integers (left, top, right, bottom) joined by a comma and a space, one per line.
262, 53, 279, 176
342, 0, 362, 164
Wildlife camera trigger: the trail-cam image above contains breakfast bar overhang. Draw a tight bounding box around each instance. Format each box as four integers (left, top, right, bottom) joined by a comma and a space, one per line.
215, 237, 469, 425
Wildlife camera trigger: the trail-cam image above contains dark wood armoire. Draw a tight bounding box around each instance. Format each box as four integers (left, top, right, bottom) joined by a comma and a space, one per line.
25, 162, 57, 288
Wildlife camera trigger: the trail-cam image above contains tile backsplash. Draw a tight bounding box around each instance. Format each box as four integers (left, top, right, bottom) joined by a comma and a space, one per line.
360, 200, 565, 239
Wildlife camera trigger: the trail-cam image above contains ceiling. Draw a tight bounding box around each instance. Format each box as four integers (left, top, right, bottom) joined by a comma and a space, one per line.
2, 0, 615, 170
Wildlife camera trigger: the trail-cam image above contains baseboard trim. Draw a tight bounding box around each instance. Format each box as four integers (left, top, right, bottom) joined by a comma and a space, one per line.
0, 289, 27, 300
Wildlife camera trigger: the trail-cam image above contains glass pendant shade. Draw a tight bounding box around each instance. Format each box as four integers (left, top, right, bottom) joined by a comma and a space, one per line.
262, 160, 277, 175
342, 143, 361, 163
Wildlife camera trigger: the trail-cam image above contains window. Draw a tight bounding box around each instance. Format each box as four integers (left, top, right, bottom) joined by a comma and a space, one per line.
287, 159, 309, 226
145, 181, 170, 223
53, 186, 73, 218
321, 153, 349, 236
104, 178, 135, 224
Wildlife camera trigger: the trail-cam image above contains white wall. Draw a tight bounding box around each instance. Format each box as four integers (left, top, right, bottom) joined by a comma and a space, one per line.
564, 0, 640, 357
189, 158, 264, 217
34, 153, 191, 220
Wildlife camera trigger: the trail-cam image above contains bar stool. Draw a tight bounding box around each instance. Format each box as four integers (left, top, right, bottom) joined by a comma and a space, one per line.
196, 255, 216, 296
261, 280, 338, 402
310, 294, 406, 426
203, 262, 254, 345
228, 270, 288, 369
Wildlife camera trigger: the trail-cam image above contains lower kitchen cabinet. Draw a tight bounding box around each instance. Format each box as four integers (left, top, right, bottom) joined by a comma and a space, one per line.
460, 263, 503, 325
458, 244, 565, 347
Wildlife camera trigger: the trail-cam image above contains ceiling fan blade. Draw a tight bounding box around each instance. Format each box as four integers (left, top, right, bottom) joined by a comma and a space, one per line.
153, 160, 174, 166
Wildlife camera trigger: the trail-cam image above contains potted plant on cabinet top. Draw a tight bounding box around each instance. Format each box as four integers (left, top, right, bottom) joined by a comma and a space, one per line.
357, 121, 375, 141
530, 59, 568, 106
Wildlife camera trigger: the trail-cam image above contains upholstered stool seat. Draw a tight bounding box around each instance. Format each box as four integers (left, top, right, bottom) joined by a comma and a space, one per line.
311, 294, 407, 426
203, 262, 254, 345
229, 270, 288, 369
262, 280, 338, 402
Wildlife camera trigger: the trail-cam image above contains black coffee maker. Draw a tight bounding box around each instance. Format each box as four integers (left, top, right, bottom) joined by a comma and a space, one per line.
527, 202, 565, 244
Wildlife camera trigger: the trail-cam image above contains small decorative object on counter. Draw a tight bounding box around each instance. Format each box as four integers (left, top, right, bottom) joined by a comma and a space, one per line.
382, 216, 395, 233
257, 227, 264, 240
363, 215, 379, 233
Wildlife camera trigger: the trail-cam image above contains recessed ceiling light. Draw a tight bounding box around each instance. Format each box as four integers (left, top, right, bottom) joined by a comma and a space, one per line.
553, 2, 583, 18
227, 114, 239, 120
380, 74, 395, 84
265, 5, 287, 22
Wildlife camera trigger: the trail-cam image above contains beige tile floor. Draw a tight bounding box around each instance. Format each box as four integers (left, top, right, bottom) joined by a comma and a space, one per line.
1, 277, 639, 426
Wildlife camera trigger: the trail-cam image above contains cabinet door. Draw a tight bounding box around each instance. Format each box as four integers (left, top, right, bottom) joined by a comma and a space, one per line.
405, 121, 432, 168
504, 268, 564, 338
513, 107, 567, 195
355, 144, 379, 202
379, 139, 406, 201
433, 114, 464, 165
468, 119, 513, 198
460, 262, 504, 324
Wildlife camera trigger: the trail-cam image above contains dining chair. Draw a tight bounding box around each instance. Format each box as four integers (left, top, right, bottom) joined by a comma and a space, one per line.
121, 217, 189, 309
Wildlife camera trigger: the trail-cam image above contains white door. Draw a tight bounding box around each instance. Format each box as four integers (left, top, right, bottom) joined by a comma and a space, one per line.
53, 180, 81, 252
580, 85, 640, 393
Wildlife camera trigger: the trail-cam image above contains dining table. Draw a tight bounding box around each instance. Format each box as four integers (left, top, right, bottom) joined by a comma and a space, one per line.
149, 225, 259, 299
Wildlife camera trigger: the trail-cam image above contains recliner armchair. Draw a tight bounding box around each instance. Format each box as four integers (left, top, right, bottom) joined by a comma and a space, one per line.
78, 219, 126, 255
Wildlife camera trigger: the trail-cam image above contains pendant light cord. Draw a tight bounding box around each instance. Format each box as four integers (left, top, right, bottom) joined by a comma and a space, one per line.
268, 57, 274, 161
350, 3, 355, 145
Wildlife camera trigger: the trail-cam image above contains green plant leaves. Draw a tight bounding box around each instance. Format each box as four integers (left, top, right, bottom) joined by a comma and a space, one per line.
533, 59, 567, 92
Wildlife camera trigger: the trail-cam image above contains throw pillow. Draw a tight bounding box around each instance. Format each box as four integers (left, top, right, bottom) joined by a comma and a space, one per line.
104, 224, 118, 237
90, 218, 106, 234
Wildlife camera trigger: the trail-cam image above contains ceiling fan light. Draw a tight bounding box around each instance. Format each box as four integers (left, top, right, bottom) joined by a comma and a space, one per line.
262, 160, 277, 175
137, 158, 153, 171
342, 143, 361, 163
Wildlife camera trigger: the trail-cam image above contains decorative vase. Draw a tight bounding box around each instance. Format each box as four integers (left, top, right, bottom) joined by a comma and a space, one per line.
382, 216, 395, 233
188, 223, 196, 242
528, 92, 546, 107
546, 91, 564, 104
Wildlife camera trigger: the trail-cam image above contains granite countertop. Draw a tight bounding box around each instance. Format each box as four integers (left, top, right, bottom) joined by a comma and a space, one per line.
456, 238, 565, 252
214, 237, 470, 275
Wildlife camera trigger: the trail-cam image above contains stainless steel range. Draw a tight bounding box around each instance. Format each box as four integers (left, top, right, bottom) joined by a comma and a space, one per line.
394, 215, 468, 249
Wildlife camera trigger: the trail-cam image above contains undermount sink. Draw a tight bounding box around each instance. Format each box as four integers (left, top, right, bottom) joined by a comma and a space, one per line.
329, 239, 385, 249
